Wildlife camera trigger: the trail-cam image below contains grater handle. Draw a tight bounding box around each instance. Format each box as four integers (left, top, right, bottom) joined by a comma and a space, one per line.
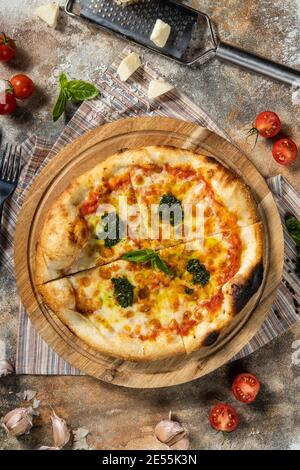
215, 42, 300, 87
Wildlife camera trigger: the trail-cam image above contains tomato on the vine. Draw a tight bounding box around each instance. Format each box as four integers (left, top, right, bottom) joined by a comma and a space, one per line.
0, 33, 16, 62
0, 91, 17, 115
232, 373, 260, 404
255, 111, 281, 138
248, 111, 281, 145
272, 138, 298, 166
10, 74, 34, 100
209, 403, 238, 433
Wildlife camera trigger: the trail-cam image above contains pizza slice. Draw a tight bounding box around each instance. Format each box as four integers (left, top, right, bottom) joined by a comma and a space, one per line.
161, 223, 264, 354
35, 152, 149, 284
121, 222, 263, 353
38, 256, 187, 361
129, 146, 260, 247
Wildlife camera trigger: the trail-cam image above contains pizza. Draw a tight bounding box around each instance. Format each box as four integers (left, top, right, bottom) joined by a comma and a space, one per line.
36, 146, 264, 361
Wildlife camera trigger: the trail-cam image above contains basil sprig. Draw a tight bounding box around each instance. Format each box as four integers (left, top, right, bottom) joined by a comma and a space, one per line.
285, 215, 300, 278
121, 249, 172, 276
53, 72, 100, 122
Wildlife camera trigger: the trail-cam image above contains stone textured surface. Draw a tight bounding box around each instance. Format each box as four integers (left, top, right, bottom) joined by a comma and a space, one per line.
0, 0, 300, 450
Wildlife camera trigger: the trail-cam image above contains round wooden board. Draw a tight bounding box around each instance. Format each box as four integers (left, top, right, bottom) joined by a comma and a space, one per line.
14, 117, 284, 388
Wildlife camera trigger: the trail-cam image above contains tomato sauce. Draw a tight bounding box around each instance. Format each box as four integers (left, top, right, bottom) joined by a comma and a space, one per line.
218, 233, 242, 285
179, 319, 197, 336
165, 164, 196, 180
79, 192, 99, 216
202, 291, 224, 314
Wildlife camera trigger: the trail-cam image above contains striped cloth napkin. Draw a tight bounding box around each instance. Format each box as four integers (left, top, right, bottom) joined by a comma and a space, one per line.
1, 48, 300, 375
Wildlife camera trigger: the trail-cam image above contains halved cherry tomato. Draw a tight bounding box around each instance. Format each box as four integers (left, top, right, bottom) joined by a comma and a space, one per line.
232, 373, 260, 404
255, 111, 281, 138
272, 138, 298, 166
0, 33, 16, 62
10, 74, 34, 100
209, 403, 238, 432
0, 91, 17, 115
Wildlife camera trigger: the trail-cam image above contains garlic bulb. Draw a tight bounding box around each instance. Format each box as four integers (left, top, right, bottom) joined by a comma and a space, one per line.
154, 419, 189, 450
1, 407, 33, 436
51, 411, 70, 448
0, 360, 14, 378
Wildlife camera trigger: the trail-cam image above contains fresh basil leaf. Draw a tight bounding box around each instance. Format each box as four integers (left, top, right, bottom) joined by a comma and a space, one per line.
53, 73, 100, 122
121, 249, 156, 263
52, 90, 67, 122
286, 216, 300, 246
59, 72, 68, 90
66, 80, 100, 102
121, 249, 172, 276
152, 255, 172, 275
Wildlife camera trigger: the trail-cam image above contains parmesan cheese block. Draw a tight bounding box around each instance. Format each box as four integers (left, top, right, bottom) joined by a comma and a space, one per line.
148, 80, 174, 99
150, 19, 171, 48
117, 52, 141, 82
35, 3, 60, 28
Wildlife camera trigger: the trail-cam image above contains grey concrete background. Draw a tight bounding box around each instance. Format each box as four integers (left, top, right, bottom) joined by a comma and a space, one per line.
0, 0, 300, 450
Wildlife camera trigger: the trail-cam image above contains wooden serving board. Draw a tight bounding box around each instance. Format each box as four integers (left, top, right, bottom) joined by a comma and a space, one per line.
14, 117, 284, 388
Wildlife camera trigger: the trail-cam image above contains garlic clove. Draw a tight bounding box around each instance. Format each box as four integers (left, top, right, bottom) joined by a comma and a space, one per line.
38, 446, 60, 450
154, 419, 187, 446
1, 407, 33, 436
51, 411, 70, 448
169, 435, 190, 450
0, 360, 14, 378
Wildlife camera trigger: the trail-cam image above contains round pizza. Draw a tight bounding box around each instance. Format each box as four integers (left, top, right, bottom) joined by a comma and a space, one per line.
36, 146, 264, 361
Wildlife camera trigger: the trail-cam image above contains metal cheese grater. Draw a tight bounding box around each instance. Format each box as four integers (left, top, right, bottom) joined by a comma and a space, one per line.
65, 0, 300, 86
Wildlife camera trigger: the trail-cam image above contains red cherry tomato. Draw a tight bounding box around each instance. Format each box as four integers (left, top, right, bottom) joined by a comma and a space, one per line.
0, 33, 16, 62
272, 138, 298, 166
209, 403, 238, 433
232, 373, 260, 404
0, 91, 17, 115
10, 74, 34, 100
255, 111, 281, 138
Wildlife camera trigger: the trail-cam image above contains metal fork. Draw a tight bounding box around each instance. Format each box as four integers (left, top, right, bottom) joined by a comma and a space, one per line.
0, 144, 21, 227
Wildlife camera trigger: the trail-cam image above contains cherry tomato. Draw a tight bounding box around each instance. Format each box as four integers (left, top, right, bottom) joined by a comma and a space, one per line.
272, 138, 298, 166
209, 403, 238, 432
0, 33, 16, 62
255, 111, 281, 138
0, 91, 17, 115
232, 373, 260, 404
10, 74, 34, 100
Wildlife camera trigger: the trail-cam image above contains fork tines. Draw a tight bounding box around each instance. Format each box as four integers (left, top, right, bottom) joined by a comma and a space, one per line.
0, 143, 21, 182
